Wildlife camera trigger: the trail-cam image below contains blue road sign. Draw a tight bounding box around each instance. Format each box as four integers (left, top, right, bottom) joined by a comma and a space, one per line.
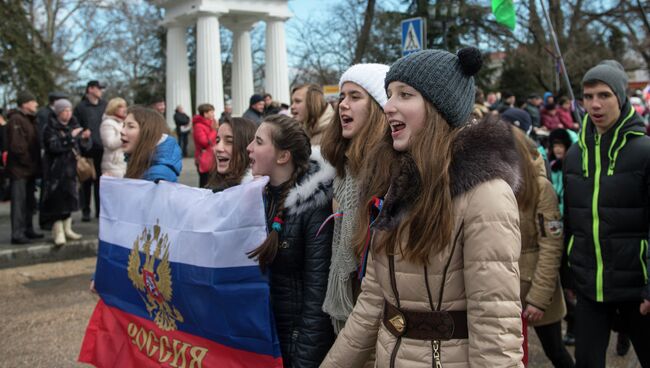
401, 17, 426, 56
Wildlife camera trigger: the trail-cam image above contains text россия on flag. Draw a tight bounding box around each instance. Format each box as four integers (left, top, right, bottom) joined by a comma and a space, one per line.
79, 176, 282, 368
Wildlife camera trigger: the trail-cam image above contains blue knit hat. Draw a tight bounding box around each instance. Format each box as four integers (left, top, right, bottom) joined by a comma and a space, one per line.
384, 47, 483, 127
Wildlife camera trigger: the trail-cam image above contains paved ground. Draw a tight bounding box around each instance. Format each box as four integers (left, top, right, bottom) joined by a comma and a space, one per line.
0, 158, 642, 367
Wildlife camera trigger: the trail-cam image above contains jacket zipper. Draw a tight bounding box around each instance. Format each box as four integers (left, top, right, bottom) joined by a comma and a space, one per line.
641, 239, 648, 283
432, 340, 442, 368
592, 134, 604, 302
567, 235, 575, 266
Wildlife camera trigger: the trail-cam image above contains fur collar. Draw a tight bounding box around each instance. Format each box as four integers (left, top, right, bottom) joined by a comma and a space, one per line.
284, 146, 336, 216
449, 118, 521, 197
240, 169, 254, 185
373, 118, 521, 230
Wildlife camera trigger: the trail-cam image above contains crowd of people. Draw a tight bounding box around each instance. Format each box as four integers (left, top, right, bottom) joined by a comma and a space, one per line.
1, 47, 649, 368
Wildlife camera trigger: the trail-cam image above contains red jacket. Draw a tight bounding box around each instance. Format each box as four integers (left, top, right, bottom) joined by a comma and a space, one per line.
192, 114, 217, 173
557, 107, 576, 130
541, 109, 564, 131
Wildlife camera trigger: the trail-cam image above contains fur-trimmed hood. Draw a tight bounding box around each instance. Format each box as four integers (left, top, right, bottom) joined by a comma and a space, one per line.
284, 146, 336, 216
239, 169, 254, 185
373, 118, 521, 230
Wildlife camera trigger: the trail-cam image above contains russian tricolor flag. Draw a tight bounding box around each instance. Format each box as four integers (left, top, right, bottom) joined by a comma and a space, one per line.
79, 176, 282, 368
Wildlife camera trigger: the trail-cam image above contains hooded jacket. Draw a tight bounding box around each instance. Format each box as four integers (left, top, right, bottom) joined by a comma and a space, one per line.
141, 135, 182, 182
267, 147, 337, 367
192, 114, 217, 173
6, 109, 41, 179
322, 119, 524, 368
564, 100, 650, 302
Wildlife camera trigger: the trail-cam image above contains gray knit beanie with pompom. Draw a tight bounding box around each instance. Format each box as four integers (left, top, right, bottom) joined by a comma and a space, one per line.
384, 47, 483, 127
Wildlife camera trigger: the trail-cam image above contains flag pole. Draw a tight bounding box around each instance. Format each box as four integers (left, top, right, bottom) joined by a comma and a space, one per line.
539, 0, 581, 124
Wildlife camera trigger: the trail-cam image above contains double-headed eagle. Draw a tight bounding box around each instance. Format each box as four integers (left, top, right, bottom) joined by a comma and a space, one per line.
127, 221, 184, 331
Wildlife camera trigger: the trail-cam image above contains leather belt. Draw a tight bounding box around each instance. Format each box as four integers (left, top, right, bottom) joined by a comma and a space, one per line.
382, 300, 468, 340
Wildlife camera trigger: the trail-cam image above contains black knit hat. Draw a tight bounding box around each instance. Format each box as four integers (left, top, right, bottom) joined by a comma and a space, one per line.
249, 94, 264, 106
384, 47, 483, 127
501, 108, 532, 134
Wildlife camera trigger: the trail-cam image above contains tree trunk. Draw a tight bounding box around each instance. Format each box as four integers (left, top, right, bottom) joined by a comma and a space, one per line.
352, 0, 376, 64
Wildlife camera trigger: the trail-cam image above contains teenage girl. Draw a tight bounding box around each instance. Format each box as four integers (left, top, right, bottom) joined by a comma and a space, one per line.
320, 63, 389, 333
247, 114, 336, 367
121, 106, 182, 182
205, 117, 256, 192
322, 48, 524, 367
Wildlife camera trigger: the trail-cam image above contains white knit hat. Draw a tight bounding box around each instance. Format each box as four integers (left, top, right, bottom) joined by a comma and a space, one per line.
339, 63, 389, 108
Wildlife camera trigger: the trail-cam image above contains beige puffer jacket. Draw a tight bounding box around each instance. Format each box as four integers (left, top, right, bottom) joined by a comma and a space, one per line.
518, 153, 566, 326
100, 115, 126, 178
321, 119, 524, 368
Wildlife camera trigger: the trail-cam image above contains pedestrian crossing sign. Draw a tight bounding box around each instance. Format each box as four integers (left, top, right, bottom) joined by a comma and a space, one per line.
401, 17, 426, 56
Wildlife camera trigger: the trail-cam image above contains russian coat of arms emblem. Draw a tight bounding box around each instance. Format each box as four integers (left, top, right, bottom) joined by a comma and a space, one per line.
127, 221, 184, 331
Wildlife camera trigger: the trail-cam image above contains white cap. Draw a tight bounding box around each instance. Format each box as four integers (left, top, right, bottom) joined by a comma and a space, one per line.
339, 63, 389, 108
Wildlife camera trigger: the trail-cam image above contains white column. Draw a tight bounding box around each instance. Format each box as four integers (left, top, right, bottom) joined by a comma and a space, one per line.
196, 14, 224, 115
231, 23, 256, 116
265, 17, 290, 105
165, 25, 192, 130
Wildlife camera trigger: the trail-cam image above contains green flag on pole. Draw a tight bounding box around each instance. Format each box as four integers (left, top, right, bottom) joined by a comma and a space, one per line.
492, 0, 516, 30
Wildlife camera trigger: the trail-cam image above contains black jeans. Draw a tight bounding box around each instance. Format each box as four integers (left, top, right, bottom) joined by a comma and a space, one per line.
534, 321, 575, 368
575, 293, 650, 368
178, 131, 189, 157
10, 177, 37, 239
79, 153, 102, 217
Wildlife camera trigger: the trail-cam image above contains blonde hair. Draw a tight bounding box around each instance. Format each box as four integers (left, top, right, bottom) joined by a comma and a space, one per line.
291, 84, 328, 138
105, 97, 127, 117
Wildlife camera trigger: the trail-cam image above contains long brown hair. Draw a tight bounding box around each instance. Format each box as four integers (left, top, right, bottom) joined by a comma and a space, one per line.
321, 92, 388, 177
291, 84, 327, 138
247, 115, 312, 270
354, 102, 459, 264
511, 126, 539, 211
206, 118, 257, 191
124, 106, 171, 179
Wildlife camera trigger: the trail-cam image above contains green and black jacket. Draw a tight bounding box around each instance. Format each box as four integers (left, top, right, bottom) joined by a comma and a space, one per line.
564, 100, 650, 302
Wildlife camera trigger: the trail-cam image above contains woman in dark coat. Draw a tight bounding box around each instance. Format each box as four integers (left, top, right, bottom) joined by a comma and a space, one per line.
247, 114, 336, 367
40, 99, 92, 246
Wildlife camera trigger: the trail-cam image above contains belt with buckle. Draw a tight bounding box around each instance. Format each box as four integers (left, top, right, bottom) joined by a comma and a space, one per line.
382, 300, 468, 340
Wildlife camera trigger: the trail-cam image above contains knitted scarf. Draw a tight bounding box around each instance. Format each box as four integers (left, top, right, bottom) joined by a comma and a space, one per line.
322, 167, 360, 333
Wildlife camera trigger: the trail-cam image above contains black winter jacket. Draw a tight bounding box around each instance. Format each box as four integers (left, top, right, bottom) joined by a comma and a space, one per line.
36, 106, 55, 146
266, 148, 336, 367
6, 109, 41, 179
73, 97, 107, 155
40, 116, 92, 228
564, 101, 650, 302
174, 111, 190, 135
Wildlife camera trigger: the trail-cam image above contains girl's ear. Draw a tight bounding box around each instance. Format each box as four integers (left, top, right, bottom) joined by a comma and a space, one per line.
276, 150, 291, 165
